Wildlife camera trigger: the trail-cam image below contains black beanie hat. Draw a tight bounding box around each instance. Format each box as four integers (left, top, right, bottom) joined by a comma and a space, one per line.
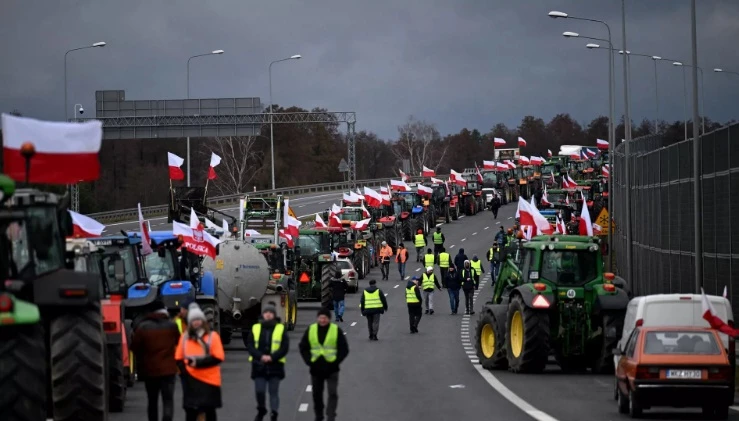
317, 308, 332, 319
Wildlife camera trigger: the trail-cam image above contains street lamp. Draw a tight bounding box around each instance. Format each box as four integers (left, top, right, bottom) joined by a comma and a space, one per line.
64, 41, 106, 120
672, 61, 690, 140
268, 54, 302, 191
552, 10, 616, 270
185, 49, 225, 187
714, 68, 739, 76
614, 50, 661, 134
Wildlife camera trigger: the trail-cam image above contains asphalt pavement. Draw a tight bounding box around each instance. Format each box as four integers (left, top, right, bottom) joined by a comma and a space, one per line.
110, 201, 739, 421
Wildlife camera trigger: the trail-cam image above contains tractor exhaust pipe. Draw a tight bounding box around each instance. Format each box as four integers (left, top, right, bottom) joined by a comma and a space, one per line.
274, 284, 284, 293
231, 298, 242, 320
232, 310, 242, 320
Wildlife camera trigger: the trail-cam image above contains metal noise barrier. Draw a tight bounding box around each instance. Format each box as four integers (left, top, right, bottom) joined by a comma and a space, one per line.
611, 123, 739, 320
88, 175, 450, 223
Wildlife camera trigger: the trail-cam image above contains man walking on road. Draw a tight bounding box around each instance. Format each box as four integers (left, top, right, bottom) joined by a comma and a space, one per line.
445, 266, 461, 315
454, 248, 469, 271
421, 266, 442, 315
246, 304, 290, 421
432, 226, 445, 257
299, 308, 349, 421
423, 247, 436, 271
490, 195, 501, 219
395, 243, 408, 281
414, 229, 427, 262
495, 227, 506, 246
470, 255, 484, 288
438, 247, 451, 284
406, 277, 423, 333
360, 279, 388, 340
378, 241, 392, 280
131, 299, 181, 421
329, 270, 348, 322
461, 260, 476, 315
487, 241, 502, 284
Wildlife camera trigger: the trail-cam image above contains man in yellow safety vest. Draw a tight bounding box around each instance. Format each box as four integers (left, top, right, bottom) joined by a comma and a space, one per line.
469, 255, 484, 288
423, 248, 436, 271
414, 229, 427, 262
299, 308, 349, 421
421, 266, 442, 315
360, 279, 388, 340
437, 247, 451, 286
405, 277, 423, 333
432, 227, 445, 257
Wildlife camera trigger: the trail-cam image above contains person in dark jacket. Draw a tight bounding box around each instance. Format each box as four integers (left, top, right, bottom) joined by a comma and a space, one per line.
454, 248, 469, 271
329, 270, 348, 322
445, 266, 461, 315
299, 308, 349, 421
460, 260, 476, 315
490, 195, 501, 219
405, 277, 423, 333
494, 227, 506, 246
131, 299, 181, 421
246, 304, 290, 421
360, 279, 388, 340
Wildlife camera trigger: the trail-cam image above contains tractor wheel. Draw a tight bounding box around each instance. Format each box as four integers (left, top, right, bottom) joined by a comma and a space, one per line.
451, 204, 459, 221
385, 225, 398, 250
50, 308, 107, 421
590, 310, 625, 374
107, 343, 126, 412
362, 248, 371, 277
0, 323, 47, 421
401, 219, 412, 241
505, 295, 549, 373
287, 291, 298, 331
321, 263, 336, 310
201, 303, 219, 334
445, 205, 450, 223
467, 198, 475, 216
475, 306, 508, 370
123, 320, 135, 387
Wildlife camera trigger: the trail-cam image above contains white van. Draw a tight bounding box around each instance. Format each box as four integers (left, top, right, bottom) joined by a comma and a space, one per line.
614, 294, 734, 369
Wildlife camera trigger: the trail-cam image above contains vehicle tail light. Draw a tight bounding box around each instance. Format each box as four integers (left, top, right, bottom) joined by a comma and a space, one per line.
531, 295, 549, 308
635, 318, 643, 327
603, 283, 616, 292
635, 366, 659, 380
60, 288, 88, 298
0, 294, 13, 312
348, 271, 356, 278
679, 296, 692, 300
170, 282, 183, 289
103, 321, 117, 332
708, 366, 731, 380
272, 273, 282, 279
299, 272, 310, 283
533, 283, 546, 291
135, 284, 148, 290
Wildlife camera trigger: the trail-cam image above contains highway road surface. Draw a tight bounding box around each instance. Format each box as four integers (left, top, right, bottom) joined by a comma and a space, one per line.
110, 202, 739, 421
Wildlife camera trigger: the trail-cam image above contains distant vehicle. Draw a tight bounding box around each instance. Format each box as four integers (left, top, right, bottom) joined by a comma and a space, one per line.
334, 257, 359, 293
613, 326, 732, 419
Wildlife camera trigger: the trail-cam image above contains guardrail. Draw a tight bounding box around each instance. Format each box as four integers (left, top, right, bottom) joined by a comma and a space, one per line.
89, 175, 450, 223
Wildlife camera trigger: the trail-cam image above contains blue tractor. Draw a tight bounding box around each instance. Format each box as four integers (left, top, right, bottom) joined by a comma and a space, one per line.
125, 231, 220, 333
393, 189, 431, 240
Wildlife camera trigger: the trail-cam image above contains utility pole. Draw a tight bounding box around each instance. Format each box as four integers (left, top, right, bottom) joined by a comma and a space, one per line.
621, 0, 633, 287
690, 0, 702, 291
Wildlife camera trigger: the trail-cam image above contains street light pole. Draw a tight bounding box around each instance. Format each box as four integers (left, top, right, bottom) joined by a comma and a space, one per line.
673, 63, 689, 140
185, 50, 224, 187
690, 0, 702, 291
653, 57, 659, 132
622, 0, 633, 286
268, 54, 302, 191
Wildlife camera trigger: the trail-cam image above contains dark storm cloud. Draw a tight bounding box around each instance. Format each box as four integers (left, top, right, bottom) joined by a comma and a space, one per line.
1, 0, 738, 139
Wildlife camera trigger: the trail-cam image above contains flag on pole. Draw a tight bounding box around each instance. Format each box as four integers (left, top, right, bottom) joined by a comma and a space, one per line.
68, 210, 105, 238
168, 152, 185, 180
208, 152, 222, 180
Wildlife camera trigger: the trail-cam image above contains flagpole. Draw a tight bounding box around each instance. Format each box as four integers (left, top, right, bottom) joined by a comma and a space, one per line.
169, 178, 175, 212
203, 177, 209, 206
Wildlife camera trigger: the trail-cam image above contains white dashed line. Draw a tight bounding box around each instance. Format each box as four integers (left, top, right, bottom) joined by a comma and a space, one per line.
394, 284, 399, 288
450, 245, 456, 248
436, 223, 444, 227
319, 201, 326, 204
465, 350, 475, 354
299, 403, 309, 412
470, 359, 480, 364
472, 232, 477, 236
461, 238, 466, 242
405, 276, 410, 280
415, 268, 421, 272
384, 293, 388, 296
496, 221, 500, 224
507, 217, 512, 219
484, 226, 489, 230
298, 205, 306, 208
351, 322, 357, 327
306, 385, 312, 392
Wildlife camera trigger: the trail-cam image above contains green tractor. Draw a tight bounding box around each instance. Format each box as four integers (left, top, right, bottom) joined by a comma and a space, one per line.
0, 173, 107, 421
474, 235, 628, 374
294, 229, 341, 309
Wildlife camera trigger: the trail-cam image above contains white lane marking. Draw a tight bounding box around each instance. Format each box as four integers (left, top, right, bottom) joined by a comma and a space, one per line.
299, 403, 309, 412
350, 322, 357, 327
384, 293, 388, 296
470, 359, 480, 364
484, 226, 489, 230
472, 232, 477, 236
464, 346, 474, 350
507, 217, 512, 219
436, 223, 444, 227
416, 268, 421, 272
394, 284, 399, 288
298, 205, 306, 208
306, 385, 312, 392
459, 215, 466, 219
461, 238, 466, 242
449, 384, 466, 388
319, 201, 326, 204
405, 276, 410, 280
496, 221, 500, 224
465, 350, 475, 354
450, 244, 456, 248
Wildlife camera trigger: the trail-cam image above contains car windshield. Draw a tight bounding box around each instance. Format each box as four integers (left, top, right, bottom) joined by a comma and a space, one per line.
644, 331, 721, 355
144, 249, 176, 284
540, 250, 598, 285
340, 209, 364, 221
482, 172, 498, 184
297, 234, 324, 256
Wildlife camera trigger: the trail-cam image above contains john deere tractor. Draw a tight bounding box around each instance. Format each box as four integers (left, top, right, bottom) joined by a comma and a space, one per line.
294, 229, 340, 309
474, 235, 628, 374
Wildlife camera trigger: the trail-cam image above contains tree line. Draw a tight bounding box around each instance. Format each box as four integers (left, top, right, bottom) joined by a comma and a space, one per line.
0, 107, 732, 213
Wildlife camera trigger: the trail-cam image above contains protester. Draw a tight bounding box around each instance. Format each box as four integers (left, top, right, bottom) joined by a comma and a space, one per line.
329, 270, 348, 322
246, 304, 289, 421
405, 276, 423, 333
360, 279, 388, 340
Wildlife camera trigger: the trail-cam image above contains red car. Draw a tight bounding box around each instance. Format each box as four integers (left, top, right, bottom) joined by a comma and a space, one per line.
614, 326, 732, 419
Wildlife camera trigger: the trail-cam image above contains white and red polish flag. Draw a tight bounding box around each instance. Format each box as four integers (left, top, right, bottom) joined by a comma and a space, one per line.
207, 152, 222, 180
399, 169, 410, 182
547, 149, 552, 158
363, 186, 383, 208
518, 137, 527, 147
173, 210, 221, 259
68, 210, 105, 238
494, 137, 506, 147
168, 152, 185, 180
352, 218, 371, 231
421, 165, 435, 177
391, 179, 411, 192
315, 214, 327, 228
1, 113, 102, 184
417, 184, 433, 197
597, 138, 609, 150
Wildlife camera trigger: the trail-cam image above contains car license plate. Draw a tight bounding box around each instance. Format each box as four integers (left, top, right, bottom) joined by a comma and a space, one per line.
666, 369, 701, 379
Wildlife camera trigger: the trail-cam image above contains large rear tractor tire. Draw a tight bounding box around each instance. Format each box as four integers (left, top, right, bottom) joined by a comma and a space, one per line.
402, 219, 412, 241
321, 263, 336, 310
475, 306, 508, 370
505, 295, 549, 373
451, 204, 459, 221
50, 308, 107, 421
201, 303, 219, 335
590, 310, 626, 374
107, 344, 126, 412
412, 218, 425, 239
0, 323, 47, 421
385, 225, 398, 250
445, 204, 451, 223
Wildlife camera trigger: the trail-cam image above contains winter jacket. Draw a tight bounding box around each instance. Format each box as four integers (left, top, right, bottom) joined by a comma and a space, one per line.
298, 323, 350, 378
460, 268, 476, 291
175, 329, 224, 410
405, 281, 422, 307
491, 197, 501, 210
454, 249, 469, 270
245, 319, 290, 379
329, 277, 348, 301
494, 231, 506, 245
131, 310, 181, 378
445, 269, 461, 290
360, 285, 388, 315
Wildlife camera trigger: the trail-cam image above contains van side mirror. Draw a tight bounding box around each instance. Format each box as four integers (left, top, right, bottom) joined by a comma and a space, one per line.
612, 347, 622, 356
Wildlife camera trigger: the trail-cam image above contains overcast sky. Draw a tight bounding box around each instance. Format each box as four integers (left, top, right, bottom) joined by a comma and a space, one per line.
2, 0, 739, 139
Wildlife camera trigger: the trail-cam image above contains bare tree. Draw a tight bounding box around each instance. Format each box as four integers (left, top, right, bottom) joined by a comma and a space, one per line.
201, 136, 264, 196
393, 115, 448, 176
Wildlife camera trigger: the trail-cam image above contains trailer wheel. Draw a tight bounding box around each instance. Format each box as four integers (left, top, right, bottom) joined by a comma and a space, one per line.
107, 344, 126, 412
321, 263, 336, 310
0, 323, 47, 421
50, 308, 107, 421
505, 295, 549, 373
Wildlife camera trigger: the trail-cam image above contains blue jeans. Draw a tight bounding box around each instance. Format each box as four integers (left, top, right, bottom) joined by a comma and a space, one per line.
333, 300, 345, 318
398, 262, 406, 279
254, 376, 281, 413
447, 288, 460, 313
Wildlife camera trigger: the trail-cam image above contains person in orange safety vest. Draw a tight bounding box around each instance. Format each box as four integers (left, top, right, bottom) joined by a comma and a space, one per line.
175, 303, 225, 421
378, 241, 393, 281
395, 242, 409, 281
